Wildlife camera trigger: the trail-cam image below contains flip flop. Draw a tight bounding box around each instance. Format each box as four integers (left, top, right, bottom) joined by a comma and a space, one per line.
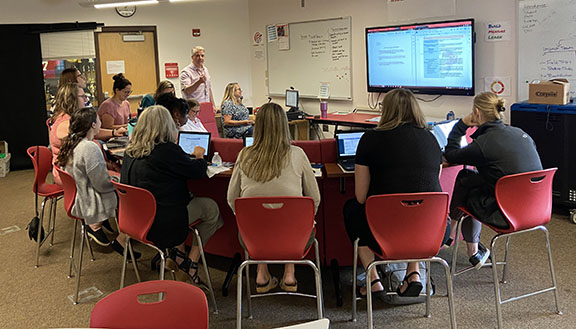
280, 279, 298, 292
256, 276, 279, 293
397, 271, 423, 297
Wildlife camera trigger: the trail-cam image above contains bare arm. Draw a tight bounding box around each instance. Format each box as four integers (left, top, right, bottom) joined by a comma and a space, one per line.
354, 164, 370, 204
222, 114, 253, 126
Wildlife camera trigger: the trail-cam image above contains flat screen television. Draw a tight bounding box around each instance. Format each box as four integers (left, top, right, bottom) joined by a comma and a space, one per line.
366, 18, 475, 96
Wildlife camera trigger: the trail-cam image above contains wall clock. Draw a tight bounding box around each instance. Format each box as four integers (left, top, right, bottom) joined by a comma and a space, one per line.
116, 6, 136, 18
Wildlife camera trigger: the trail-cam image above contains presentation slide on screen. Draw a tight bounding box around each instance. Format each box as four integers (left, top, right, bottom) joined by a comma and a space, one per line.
367, 24, 473, 89
179, 134, 209, 155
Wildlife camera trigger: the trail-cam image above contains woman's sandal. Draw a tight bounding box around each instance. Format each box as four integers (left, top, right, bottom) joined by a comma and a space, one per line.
166, 248, 208, 289
280, 279, 298, 292
256, 276, 278, 293
357, 278, 386, 301
397, 271, 423, 297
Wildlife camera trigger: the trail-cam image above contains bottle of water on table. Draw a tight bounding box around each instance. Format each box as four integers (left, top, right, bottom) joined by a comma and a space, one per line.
211, 152, 222, 167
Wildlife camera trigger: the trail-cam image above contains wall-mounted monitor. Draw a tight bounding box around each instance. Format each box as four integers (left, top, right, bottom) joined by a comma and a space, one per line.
366, 18, 475, 96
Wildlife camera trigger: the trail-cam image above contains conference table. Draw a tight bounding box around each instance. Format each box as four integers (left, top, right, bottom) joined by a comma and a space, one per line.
307, 112, 379, 130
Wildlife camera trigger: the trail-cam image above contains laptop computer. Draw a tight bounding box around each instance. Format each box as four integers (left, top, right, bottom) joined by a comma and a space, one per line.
178, 131, 211, 158
243, 136, 254, 148
428, 120, 467, 151
335, 131, 365, 171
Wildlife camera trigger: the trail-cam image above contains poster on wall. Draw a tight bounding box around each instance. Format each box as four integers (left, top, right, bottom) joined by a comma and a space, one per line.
277, 24, 290, 50
485, 22, 511, 42
484, 76, 511, 97
387, 0, 455, 21
253, 31, 265, 61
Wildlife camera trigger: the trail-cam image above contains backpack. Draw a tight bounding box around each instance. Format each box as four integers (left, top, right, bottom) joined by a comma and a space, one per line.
379, 262, 434, 305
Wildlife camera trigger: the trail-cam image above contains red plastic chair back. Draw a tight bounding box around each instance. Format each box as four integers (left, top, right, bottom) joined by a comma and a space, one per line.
54, 166, 80, 220
198, 102, 219, 136
292, 140, 322, 163
494, 168, 557, 233
111, 181, 157, 245
366, 192, 449, 260
90, 280, 208, 329
27, 146, 62, 196
211, 137, 243, 162
319, 138, 337, 163
235, 197, 315, 260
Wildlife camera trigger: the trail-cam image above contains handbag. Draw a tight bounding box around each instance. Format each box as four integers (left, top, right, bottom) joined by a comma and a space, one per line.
26, 145, 45, 242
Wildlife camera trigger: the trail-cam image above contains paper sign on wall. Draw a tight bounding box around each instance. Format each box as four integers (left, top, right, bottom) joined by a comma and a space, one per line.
106, 60, 125, 74
165, 62, 179, 78
484, 76, 511, 97
267, 25, 278, 42
486, 22, 511, 42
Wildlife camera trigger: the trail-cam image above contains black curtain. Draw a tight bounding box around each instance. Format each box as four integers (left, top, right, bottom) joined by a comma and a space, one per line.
0, 23, 100, 170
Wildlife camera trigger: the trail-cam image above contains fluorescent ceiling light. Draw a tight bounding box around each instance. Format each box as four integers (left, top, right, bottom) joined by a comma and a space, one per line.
79, 0, 159, 8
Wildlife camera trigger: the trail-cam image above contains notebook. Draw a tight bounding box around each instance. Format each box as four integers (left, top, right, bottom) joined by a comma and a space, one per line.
178, 131, 211, 158
243, 136, 254, 147
335, 131, 365, 172
428, 120, 467, 151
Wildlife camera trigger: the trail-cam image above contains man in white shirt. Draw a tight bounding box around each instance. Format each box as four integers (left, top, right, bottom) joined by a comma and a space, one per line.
180, 46, 216, 113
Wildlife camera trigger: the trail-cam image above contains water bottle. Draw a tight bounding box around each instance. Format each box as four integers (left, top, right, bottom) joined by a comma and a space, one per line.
446, 110, 455, 121
211, 152, 222, 167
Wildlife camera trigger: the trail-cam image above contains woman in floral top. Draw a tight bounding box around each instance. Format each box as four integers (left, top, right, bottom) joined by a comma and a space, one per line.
221, 82, 253, 138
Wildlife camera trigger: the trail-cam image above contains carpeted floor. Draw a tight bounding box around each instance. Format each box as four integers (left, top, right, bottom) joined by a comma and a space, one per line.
1, 169, 575, 328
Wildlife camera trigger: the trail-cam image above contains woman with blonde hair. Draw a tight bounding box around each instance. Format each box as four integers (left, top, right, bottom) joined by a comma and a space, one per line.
139, 80, 175, 110
343, 88, 444, 299
221, 82, 253, 138
227, 102, 320, 293
120, 105, 222, 285
444, 91, 541, 269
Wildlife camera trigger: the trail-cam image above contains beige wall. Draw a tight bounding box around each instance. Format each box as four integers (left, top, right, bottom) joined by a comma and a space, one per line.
0, 0, 252, 107
248, 0, 518, 120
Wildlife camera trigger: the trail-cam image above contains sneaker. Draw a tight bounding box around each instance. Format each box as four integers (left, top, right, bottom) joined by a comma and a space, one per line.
469, 243, 490, 270
86, 226, 111, 246
110, 239, 141, 260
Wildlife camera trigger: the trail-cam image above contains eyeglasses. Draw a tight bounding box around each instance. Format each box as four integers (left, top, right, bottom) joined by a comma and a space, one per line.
122, 90, 133, 95
190, 110, 200, 114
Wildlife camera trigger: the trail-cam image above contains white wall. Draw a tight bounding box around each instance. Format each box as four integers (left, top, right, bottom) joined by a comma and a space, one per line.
0, 0, 252, 106
248, 0, 518, 120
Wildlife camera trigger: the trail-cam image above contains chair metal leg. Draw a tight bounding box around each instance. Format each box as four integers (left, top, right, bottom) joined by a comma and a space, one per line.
193, 228, 219, 314
366, 261, 376, 329
120, 239, 129, 288
158, 250, 166, 281
313, 239, 324, 319
127, 240, 141, 283
501, 236, 511, 284
351, 238, 359, 322
34, 197, 48, 268
450, 217, 464, 279
85, 230, 95, 261
425, 261, 431, 318
223, 252, 242, 297
73, 225, 87, 304
68, 220, 78, 278
237, 261, 247, 329
244, 252, 253, 319
543, 227, 562, 315
436, 257, 457, 329
491, 235, 504, 329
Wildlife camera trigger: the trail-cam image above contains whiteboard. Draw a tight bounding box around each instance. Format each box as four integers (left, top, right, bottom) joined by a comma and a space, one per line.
266, 17, 352, 100
518, 0, 576, 100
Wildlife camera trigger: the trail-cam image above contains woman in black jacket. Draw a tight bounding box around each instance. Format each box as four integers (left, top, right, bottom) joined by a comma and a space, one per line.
444, 92, 542, 269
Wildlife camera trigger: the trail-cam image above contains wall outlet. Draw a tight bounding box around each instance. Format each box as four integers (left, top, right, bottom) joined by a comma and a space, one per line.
322, 124, 329, 132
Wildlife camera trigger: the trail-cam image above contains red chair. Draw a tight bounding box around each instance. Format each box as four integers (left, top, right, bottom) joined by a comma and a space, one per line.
54, 166, 96, 304
235, 197, 324, 328
198, 102, 219, 136
27, 146, 64, 267
90, 280, 208, 329
449, 168, 561, 328
352, 192, 456, 329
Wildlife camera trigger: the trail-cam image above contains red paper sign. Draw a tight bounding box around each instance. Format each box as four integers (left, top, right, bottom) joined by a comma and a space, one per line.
165, 62, 179, 78
192, 29, 201, 37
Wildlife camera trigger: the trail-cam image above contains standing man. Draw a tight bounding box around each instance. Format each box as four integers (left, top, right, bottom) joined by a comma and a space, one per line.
180, 46, 216, 113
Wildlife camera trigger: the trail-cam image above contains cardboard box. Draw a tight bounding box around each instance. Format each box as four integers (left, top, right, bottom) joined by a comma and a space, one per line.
529, 79, 570, 105
0, 140, 7, 155
0, 153, 10, 178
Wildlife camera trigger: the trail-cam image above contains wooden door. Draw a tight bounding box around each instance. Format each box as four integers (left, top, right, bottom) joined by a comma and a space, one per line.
95, 26, 159, 115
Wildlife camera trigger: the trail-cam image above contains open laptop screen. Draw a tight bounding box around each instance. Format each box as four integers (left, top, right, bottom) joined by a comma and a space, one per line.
336, 131, 365, 157
243, 136, 254, 148
178, 131, 211, 156
429, 120, 467, 151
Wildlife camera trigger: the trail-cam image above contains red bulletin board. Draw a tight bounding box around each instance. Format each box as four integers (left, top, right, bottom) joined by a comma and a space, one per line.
164, 62, 179, 78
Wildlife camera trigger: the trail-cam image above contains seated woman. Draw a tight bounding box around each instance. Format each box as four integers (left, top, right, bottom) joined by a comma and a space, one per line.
156, 93, 190, 129
180, 99, 207, 132
221, 82, 253, 138
57, 107, 139, 258
120, 105, 223, 285
227, 102, 320, 293
444, 92, 542, 268
343, 88, 445, 299
98, 73, 132, 129
50, 83, 125, 185
140, 80, 175, 110
59, 67, 90, 106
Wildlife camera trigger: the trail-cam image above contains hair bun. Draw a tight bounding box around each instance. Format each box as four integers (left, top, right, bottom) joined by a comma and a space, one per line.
496, 98, 506, 112
113, 73, 124, 81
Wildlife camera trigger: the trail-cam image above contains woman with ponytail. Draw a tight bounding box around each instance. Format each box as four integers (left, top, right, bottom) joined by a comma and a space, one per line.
57, 107, 139, 258
444, 92, 542, 269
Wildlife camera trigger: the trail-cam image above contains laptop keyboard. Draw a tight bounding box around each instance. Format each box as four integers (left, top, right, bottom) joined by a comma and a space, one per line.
338, 159, 355, 171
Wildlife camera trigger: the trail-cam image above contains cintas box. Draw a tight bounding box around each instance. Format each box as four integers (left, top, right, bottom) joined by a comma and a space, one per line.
528, 79, 570, 105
